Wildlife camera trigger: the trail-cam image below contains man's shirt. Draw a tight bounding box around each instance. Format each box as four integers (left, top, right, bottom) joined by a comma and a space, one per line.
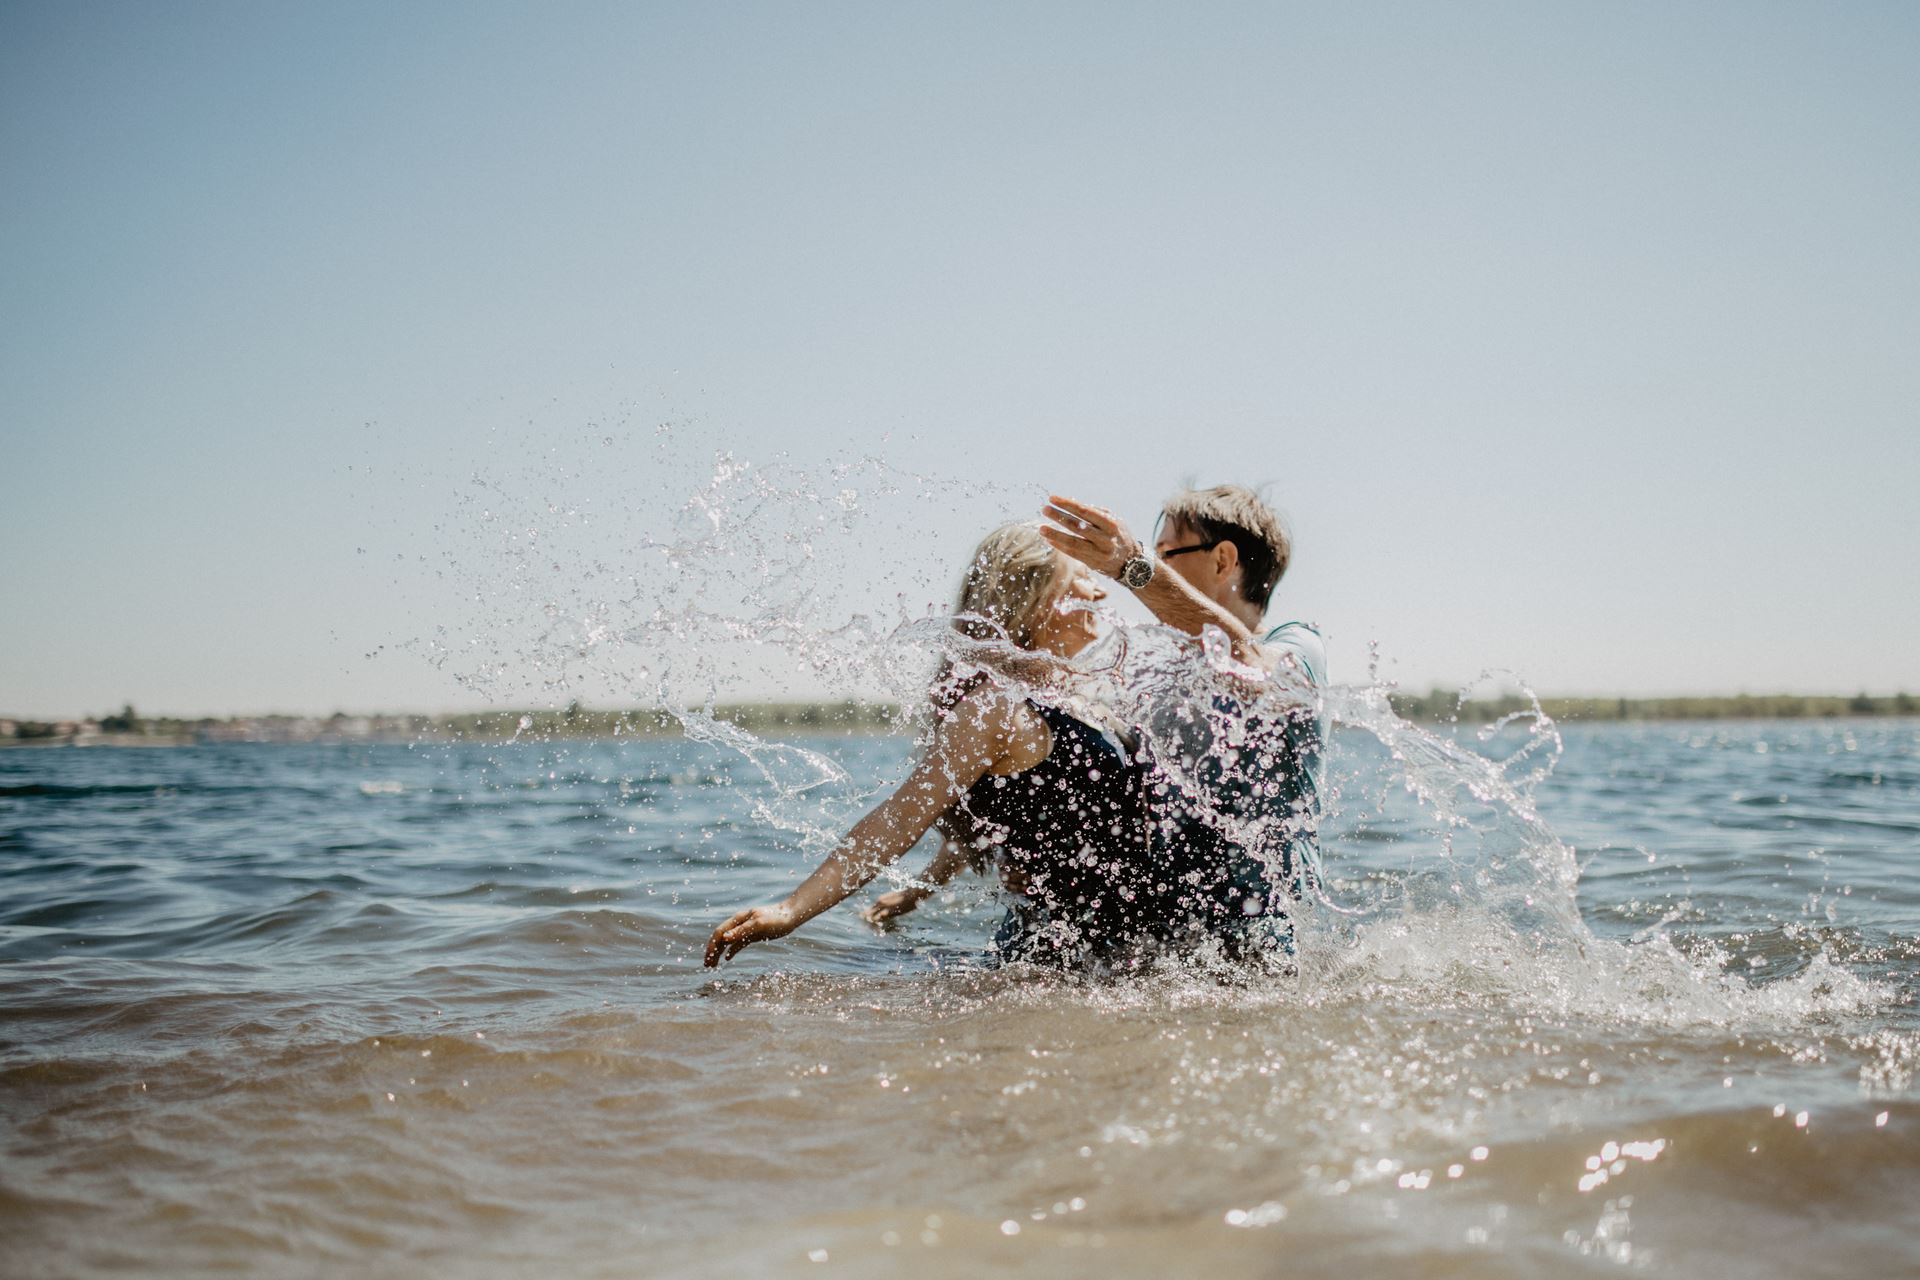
1264, 620, 1326, 689
1144, 619, 1327, 910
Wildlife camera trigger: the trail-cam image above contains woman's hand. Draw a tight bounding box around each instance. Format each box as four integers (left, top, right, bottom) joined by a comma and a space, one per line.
704, 903, 798, 967
861, 886, 930, 929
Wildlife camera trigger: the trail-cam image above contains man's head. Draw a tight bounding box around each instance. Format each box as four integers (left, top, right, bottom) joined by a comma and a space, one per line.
1153, 485, 1290, 617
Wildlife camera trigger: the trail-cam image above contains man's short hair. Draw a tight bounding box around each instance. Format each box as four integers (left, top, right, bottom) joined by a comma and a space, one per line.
1160, 484, 1291, 613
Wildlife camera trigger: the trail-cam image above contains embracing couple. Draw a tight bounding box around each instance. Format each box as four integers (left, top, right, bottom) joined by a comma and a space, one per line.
705, 484, 1325, 972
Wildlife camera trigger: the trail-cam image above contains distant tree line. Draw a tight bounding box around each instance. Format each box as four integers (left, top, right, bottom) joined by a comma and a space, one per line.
0, 700, 906, 744
436, 699, 904, 741
6, 693, 1917, 745
1388, 689, 1920, 723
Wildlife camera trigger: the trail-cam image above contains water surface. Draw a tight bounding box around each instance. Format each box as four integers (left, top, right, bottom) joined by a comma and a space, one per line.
2, 719, 1915, 1277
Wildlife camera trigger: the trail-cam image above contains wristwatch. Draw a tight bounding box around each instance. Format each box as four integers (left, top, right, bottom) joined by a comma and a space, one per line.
1118, 550, 1155, 590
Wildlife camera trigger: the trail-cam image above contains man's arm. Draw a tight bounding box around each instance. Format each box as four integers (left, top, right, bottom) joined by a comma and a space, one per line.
1039, 494, 1266, 665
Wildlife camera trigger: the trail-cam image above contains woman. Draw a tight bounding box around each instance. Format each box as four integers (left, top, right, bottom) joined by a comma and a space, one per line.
703, 523, 1156, 969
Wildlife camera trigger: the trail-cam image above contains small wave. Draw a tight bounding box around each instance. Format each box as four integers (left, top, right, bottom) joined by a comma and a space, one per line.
436, 906, 689, 955
0, 891, 173, 933
427, 883, 631, 908
1422, 1097, 1920, 1211
1305, 903, 1894, 1036
0, 782, 178, 799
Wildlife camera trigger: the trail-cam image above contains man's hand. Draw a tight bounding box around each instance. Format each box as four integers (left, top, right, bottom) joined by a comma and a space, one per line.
1039, 494, 1143, 578
1045, 491, 1264, 659
704, 903, 798, 967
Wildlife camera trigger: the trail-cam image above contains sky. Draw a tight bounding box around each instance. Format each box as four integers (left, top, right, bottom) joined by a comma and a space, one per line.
3, 1, 1917, 718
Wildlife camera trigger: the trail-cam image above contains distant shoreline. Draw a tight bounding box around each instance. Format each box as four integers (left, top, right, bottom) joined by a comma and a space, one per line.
1388, 690, 1918, 724
3, 692, 1915, 748
0, 702, 901, 748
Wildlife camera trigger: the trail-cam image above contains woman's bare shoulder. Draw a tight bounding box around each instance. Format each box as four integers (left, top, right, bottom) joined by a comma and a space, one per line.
932, 682, 1050, 775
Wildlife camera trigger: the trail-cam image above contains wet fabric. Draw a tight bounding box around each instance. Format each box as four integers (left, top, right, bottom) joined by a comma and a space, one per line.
956, 699, 1157, 965
1141, 621, 1327, 936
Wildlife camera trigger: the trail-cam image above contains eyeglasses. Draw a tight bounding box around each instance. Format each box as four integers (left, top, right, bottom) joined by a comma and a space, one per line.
1158, 539, 1223, 559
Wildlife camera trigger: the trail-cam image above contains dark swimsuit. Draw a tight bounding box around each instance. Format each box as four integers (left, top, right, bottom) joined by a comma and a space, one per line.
954, 695, 1308, 967
954, 700, 1158, 966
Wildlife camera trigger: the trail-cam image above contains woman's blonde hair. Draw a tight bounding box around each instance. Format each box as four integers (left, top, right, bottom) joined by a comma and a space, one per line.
929, 523, 1063, 710
954, 522, 1061, 648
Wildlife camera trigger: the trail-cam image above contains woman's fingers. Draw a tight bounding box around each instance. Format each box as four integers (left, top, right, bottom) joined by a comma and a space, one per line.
704, 904, 799, 965
863, 889, 923, 928
704, 907, 757, 967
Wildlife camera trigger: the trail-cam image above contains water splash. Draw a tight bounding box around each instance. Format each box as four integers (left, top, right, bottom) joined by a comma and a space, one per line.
395, 426, 1894, 1037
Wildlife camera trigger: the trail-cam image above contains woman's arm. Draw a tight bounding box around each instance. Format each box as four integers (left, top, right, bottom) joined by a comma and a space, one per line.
861, 821, 980, 927
704, 692, 1033, 965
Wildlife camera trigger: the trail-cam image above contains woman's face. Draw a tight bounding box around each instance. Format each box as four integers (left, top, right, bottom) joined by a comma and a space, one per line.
1027, 559, 1107, 658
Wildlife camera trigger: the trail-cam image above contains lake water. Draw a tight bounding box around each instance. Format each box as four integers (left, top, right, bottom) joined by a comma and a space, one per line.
2, 717, 1915, 1278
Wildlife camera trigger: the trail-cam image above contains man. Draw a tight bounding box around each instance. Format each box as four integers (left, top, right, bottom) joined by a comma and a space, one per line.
1039, 486, 1324, 954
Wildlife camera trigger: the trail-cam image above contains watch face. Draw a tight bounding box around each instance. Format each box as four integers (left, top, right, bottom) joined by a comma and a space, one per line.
1122, 557, 1153, 589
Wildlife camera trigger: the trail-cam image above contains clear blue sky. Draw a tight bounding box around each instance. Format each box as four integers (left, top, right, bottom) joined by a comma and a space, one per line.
4, 1, 1916, 718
